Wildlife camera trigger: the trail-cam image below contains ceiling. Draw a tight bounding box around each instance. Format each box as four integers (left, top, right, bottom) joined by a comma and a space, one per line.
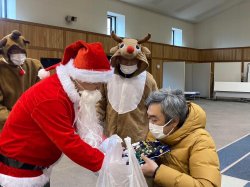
119, 0, 246, 23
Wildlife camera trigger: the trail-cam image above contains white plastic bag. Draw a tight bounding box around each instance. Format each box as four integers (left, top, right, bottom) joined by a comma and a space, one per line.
96, 136, 148, 187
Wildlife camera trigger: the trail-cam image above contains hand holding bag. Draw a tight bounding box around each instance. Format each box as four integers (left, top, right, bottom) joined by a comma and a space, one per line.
96, 136, 148, 187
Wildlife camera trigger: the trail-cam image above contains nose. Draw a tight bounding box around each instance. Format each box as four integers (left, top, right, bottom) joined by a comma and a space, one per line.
127, 46, 134, 54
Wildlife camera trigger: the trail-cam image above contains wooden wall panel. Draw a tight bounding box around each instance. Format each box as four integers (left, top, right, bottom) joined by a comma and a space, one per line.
232, 49, 242, 61
151, 43, 164, 58
65, 31, 87, 47
1, 18, 249, 66
143, 42, 152, 55
164, 46, 199, 62
172, 47, 180, 60
26, 49, 63, 60
199, 50, 211, 62
200, 48, 242, 62
20, 24, 64, 49
87, 33, 117, 54
151, 59, 163, 88
187, 48, 199, 61
173, 47, 188, 60
163, 45, 173, 59
216, 49, 241, 61
243, 48, 250, 61
210, 63, 214, 98
0, 20, 20, 38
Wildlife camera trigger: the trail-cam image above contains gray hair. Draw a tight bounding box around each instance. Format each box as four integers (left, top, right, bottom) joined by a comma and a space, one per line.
145, 89, 188, 126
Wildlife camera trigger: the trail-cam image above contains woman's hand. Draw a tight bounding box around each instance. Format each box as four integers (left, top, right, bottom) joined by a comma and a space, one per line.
141, 155, 159, 177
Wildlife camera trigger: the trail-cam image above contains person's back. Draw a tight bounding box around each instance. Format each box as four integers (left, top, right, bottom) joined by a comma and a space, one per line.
0, 40, 113, 187
0, 74, 72, 169
0, 30, 43, 130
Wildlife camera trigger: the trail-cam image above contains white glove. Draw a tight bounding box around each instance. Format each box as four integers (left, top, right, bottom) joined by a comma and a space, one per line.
99, 134, 122, 153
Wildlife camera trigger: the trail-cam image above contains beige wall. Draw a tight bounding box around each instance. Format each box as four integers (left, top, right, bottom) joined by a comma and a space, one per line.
194, 1, 250, 86
195, 1, 250, 49
16, 0, 194, 47
186, 63, 211, 98
215, 62, 241, 82
162, 62, 185, 91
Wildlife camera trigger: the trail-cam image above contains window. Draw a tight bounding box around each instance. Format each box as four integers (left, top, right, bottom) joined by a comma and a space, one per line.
172, 28, 182, 46
107, 15, 116, 34
40, 58, 61, 68
0, 0, 16, 19
107, 11, 125, 37
0, 0, 7, 18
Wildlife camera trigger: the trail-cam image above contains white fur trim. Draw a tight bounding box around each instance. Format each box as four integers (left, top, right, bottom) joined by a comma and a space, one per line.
0, 173, 49, 187
56, 64, 80, 104
38, 69, 50, 79
61, 59, 113, 83
108, 71, 146, 114
0, 154, 63, 187
57, 64, 81, 124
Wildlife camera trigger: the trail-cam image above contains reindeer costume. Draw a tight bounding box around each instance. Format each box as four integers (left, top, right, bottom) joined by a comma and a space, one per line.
97, 32, 158, 143
0, 30, 42, 130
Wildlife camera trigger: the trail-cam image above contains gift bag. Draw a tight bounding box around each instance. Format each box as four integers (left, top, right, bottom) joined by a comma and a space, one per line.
96, 137, 148, 187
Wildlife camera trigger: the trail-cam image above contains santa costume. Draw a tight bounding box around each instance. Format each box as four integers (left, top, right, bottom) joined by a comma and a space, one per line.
0, 40, 112, 187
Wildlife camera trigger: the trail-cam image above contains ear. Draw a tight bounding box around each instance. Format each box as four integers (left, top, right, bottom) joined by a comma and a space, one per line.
23, 39, 30, 45
0, 48, 3, 55
0, 38, 7, 48
141, 46, 151, 55
172, 118, 180, 127
110, 46, 119, 54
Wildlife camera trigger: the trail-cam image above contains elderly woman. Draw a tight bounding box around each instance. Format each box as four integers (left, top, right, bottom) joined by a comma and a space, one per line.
141, 89, 221, 187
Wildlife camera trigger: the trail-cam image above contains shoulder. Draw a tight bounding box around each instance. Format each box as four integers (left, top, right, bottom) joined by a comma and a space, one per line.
33, 75, 70, 102
145, 71, 158, 91
0, 57, 8, 66
190, 129, 217, 151
146, 71, 154, 80
25, 58, 43, 70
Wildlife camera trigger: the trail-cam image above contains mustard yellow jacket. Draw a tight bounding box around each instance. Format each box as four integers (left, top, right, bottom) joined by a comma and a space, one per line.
147, 102, 221, 187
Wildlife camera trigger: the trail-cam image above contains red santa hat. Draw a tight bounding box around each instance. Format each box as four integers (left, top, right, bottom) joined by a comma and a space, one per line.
38, 40, 113, 82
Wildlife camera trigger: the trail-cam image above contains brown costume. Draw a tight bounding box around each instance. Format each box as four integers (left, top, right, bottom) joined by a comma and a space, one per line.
97, 32, 158, 143
0, 30, 42, 130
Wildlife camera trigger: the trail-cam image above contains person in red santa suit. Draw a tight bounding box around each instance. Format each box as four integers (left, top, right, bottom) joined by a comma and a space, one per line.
0, 40, 113, 187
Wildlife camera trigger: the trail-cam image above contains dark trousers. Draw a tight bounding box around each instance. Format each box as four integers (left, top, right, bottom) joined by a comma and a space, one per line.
1, 181, 50, 187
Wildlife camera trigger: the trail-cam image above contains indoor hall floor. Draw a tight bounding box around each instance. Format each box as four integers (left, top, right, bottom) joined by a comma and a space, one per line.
50, 99, 250, 187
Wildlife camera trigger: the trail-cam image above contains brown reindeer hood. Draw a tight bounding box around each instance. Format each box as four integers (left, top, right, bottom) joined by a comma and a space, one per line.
110, 32, 151, 77
0, 30, 29, 64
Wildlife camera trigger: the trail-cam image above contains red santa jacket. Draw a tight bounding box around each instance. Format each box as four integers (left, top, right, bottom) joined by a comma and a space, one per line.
0, 74, 104, 178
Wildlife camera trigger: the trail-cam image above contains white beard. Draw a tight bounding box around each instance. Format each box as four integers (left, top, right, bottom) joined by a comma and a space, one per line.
75, 90, 103, 148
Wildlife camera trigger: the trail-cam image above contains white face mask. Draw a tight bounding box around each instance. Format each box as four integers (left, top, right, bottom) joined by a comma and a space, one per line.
120, 64, 137, 74
10, 53, 26, 66
149, 119, 174, 139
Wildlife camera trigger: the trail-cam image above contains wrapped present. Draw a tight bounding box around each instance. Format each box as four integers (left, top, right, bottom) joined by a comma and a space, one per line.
131, 140, 170, 164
